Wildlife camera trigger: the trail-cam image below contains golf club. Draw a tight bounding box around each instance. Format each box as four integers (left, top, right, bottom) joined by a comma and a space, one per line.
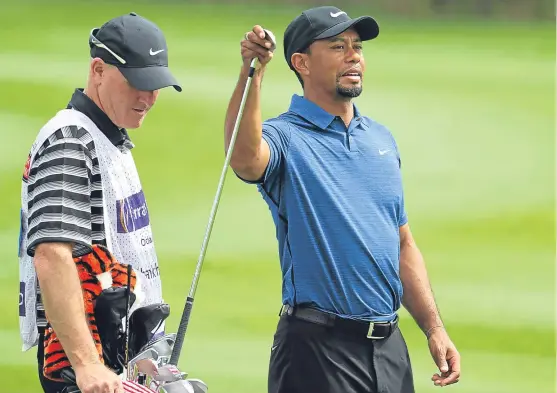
168, 28, 277, 366
124, 264, 133, 366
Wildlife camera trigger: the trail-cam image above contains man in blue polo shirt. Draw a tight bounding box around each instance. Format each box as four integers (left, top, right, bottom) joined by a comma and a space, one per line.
224, 6, 461, 393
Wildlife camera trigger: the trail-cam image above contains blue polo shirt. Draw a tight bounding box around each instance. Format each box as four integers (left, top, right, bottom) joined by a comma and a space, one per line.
246, 94, 407, 322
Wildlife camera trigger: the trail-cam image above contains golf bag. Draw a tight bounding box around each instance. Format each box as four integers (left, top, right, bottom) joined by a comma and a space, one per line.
40, 244, 206, 393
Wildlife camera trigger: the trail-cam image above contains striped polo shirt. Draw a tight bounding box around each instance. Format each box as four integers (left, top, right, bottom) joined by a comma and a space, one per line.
24, 88, 134, 327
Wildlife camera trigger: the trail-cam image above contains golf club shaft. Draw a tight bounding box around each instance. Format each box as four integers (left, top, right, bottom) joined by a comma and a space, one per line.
124, 264, 132, 366
169, 57, 259, 366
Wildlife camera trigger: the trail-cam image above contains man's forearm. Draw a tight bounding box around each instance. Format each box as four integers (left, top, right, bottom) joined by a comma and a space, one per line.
224, 64, 265, 166
34, 243, 100, 368
399, 238, 444, 337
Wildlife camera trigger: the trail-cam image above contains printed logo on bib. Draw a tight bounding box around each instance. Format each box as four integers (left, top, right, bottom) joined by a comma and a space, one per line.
141, 236, 153, 247
116, 190, 150, 233
141, 264, 160, 280
22, 153, 31, 182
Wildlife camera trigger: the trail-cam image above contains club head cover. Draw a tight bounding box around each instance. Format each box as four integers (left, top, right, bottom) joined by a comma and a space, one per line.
128, 303, 170, 359
94, 286, 136, 372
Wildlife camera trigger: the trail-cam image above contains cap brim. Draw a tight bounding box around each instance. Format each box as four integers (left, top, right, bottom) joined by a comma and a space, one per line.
119, 66, 182, 92
314, 16, 379, 42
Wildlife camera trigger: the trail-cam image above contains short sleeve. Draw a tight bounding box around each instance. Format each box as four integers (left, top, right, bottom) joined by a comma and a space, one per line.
399, 192, 408, 227
261, 122, 291, 184
236, 120, 291, 185
26, 131, 93, 257
386, 128, 408, 226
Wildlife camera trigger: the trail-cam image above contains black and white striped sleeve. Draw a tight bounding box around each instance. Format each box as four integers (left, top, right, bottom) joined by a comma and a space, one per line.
26, 126, 94, 257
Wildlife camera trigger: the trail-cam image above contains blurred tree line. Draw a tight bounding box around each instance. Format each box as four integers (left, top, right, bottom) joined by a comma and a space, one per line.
425, 0, 553, 20
185, 0, 554, 20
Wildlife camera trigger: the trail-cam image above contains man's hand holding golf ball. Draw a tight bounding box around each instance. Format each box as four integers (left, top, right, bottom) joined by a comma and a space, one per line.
241, 25, 276, 70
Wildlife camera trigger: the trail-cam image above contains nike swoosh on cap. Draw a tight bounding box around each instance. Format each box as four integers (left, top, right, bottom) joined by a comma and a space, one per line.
330, 11, 347, 17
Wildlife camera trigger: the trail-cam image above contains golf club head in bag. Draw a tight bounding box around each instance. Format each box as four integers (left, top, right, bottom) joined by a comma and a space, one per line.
142, 364, 187, 392
128, 347, 160, 383
158, 379, 208, 393
185, 379, 209, 393
125, 334, 208, 392
127, 334, 175, 382
127, 334, 178, 384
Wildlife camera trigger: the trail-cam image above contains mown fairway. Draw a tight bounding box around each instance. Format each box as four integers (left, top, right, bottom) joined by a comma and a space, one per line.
0, 2, 554, 392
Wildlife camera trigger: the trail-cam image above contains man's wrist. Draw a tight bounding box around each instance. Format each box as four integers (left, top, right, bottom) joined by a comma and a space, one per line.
67, 342, 102, 369
241, 61, 265, 77
425, 325, 445, 340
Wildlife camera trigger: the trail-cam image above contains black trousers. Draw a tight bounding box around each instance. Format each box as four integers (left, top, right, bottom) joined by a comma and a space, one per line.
37, 330, 70, 393
268, 313, 415, 393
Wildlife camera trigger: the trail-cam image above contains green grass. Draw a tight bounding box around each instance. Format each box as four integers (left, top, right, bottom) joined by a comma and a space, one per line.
0, 2, 554, 393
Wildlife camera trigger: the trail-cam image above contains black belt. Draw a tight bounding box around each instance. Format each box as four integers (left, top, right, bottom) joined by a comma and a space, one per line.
279, 304, 398, 340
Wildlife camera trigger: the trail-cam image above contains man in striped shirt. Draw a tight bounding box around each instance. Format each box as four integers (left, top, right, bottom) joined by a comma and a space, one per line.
19, 12, 181, 393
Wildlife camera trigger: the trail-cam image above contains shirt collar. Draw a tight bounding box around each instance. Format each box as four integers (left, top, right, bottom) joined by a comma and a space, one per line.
67, 88, 133, 148
353, 103, 362, 119
288, 94, 363, 130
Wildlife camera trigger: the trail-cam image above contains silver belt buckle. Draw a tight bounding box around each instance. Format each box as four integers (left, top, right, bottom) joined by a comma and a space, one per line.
366, 322, 382, 339
279, 304, 293, 316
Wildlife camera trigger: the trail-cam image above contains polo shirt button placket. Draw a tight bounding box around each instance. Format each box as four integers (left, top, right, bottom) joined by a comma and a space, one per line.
347, 129, 357, 153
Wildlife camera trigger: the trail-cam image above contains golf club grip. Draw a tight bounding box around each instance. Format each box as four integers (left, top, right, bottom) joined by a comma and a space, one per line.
61, 368, 77, 384
169, 296, 194, 365
60, 369, 80, 393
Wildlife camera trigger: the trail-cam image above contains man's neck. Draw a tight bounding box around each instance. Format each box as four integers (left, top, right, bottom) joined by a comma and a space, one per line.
303, 87, 354, 127
82, 86, 104, 113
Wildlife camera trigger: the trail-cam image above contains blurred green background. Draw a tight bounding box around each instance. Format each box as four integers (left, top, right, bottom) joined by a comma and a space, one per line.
0, 1, 554, 392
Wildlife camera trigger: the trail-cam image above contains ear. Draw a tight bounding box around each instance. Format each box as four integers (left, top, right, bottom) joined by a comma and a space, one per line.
89, 58, 106, 84
291, 53, 310, 77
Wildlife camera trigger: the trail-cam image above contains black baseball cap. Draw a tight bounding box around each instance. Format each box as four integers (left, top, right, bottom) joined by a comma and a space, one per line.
89, 12, 182, 92
283, 6, 380, 71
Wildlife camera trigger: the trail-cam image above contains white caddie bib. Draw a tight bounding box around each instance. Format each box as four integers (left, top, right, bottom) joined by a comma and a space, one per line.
18, 108, 163, 351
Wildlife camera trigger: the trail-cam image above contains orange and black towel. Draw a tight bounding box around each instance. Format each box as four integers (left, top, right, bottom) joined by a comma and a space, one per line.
42, 244, 137, 382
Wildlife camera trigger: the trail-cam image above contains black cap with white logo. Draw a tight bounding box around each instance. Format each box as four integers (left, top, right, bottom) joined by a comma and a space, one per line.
283, 6, 379, 71
89, 12, 182, 92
